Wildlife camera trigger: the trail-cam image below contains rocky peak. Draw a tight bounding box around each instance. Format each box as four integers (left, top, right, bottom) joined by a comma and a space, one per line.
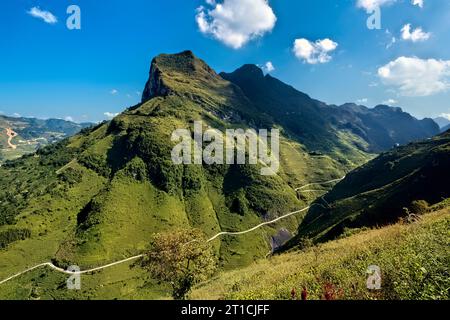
141, 50, 219, 103
220, 64, 264, 82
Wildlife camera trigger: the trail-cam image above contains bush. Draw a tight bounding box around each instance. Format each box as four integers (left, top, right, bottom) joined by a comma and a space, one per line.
409, 200, 429, 215
0, 228, 31, 249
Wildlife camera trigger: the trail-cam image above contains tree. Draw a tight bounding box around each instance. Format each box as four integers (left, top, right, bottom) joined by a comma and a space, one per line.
141, 228, 217, 300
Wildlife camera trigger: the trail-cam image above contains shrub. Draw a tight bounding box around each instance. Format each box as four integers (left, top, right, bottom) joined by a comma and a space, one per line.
409, 200, 429, 215
0, 228, 31, 249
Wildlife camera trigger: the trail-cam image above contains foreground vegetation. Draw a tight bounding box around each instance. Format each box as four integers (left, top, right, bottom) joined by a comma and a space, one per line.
191, 208, 450, 300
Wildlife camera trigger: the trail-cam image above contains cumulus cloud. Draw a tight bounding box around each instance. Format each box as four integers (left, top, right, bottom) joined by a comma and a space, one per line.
27, 7, 57, 24
262, 61, 275, 73
357, 98, 368, 104
110, 89, 118, 95
439, 113, 450, 120
378, 57, 450, 96
356, 0, 396, 11
382, 98, 398, 105
104, 112, 119, 119
412, 0, 424, 8
64, 116, 74, 122
401, 24, 430, 42
293, 38, 338, 64
196, 0, 277, 49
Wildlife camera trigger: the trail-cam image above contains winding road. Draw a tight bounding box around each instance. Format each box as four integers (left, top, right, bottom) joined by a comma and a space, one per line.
0, 177, 343, 286
5, 128, 18, 149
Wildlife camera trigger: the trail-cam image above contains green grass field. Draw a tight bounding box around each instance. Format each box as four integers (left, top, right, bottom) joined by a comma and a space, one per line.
191, 208, 450, 300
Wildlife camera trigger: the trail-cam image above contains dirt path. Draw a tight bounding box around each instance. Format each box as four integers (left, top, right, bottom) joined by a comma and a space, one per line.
5, 128, 18, 149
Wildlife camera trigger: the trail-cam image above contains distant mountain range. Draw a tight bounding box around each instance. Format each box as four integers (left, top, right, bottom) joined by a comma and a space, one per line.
221, 65, 439, 153
433, 116, 450, 129
0, 115, 92, 163
442, 124, 450, 132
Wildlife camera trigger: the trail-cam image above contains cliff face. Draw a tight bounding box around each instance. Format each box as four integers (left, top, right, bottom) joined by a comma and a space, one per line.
141, 50, 219, 103
141, 59, 172, 102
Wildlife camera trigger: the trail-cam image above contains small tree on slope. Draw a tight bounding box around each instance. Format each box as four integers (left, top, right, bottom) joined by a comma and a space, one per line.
141, 228, 217, 300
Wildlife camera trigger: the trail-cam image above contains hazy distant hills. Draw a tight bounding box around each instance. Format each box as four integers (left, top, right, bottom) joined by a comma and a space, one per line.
442, 124, 450, 132
434, 116, 450, 128
0, 115, 92, 163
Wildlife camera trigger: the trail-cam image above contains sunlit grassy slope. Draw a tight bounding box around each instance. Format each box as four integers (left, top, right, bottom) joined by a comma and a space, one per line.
191, 207, 450, 300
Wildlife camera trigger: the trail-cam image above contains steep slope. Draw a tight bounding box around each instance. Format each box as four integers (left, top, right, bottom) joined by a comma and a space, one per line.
290, 130, 450, 243
441, 124, 450, 133
191, 208, 450, 300
0, 51, 330, 278
0, 115, 92, 163
221, 67, 439, 153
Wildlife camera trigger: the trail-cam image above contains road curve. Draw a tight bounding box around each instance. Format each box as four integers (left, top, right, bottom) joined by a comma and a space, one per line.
295, 176, 345, 191
0, 178, 338, 285
5, 128, 18, 150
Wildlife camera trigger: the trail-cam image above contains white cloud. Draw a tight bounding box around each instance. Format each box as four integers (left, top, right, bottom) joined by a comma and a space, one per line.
27, 7, 57, 24
401, 24, 430, 42
196, 0, 277, 49
357, 98, 368, 104
104, 112, 119, 119
262, 61, 275, 73
356, 0, 396, 11
386, 36, 396, 49
110, 89, 118, 95
12, 113, 21, 118
293, 38, 338, 64
382, 98, 398, 105
64, 116, 74, 122
412, 0, 424, 8
378, 57, 450, 96
439, 113, 450, 120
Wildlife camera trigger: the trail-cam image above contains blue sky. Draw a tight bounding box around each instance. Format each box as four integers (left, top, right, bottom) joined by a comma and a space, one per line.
0, 0, 449, 123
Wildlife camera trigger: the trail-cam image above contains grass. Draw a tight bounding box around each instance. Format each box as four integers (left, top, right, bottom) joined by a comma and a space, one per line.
191, 208, 450, 300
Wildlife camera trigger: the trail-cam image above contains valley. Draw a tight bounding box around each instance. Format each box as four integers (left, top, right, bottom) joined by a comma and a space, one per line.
0, 51, 447, 300
0, 115, 92, 163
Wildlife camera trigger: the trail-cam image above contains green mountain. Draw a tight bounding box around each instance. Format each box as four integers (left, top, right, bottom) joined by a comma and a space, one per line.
0, 51, 442, 299
289, 130, 450, 244
0, 115, 92, 163
221, 67, 439, 153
